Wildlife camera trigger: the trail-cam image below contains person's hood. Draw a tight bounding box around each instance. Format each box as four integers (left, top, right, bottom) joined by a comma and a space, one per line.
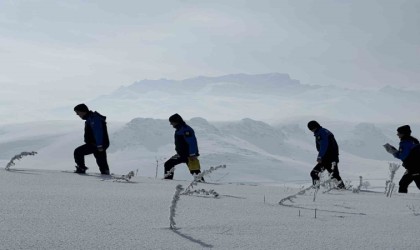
85, 111, 106, 121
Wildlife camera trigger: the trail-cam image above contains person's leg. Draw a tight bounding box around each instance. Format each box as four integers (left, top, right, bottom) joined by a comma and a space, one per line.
93, 150, 110, 175
164, 155, 187, 180
74, 144, 95, 172
399, 171, 414, 193
331, 163, 343, 182
310, 163, 324, 185
187, 158, 204, 181
324, 162, 345, 188
190, 170, 201, 175
412, 173, 420, 190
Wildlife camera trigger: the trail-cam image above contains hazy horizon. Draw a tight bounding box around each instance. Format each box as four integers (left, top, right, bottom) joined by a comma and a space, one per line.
1, 0, 419, 124
1, 72, 420, 125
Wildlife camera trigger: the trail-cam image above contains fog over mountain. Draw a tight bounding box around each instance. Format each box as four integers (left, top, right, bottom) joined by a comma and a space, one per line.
49, 73, 420, 124
2, 73, 419, 183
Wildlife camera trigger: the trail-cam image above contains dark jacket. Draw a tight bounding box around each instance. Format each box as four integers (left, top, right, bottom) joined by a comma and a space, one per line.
84, 111, 110, 148
394, 136, 420, 172
313, 127, 339, 163
174, 122, 199, 159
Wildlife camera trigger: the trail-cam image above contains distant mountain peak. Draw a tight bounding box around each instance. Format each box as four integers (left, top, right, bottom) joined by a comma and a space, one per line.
191, 72, 301, 85
127, 72, 301, 87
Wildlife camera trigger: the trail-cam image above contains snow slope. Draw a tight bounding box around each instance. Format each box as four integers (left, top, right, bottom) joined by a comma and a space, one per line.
1, 168, 420, 250
0, 118, 413, 185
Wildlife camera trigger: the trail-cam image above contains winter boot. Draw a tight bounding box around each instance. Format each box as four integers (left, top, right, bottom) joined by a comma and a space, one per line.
190, 170, 205, 182
74, 165, 88, 174
337, 181, 346, 190
101, 170, 110, 175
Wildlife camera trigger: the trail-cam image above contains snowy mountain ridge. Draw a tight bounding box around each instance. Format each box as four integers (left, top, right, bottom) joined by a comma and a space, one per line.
76, 73, 420, 124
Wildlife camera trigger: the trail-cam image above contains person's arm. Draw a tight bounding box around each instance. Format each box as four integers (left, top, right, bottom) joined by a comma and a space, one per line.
394, 141, 410, 161
184, 128, 198, 157
317, 130, 329, 161
90, 115, 104, 148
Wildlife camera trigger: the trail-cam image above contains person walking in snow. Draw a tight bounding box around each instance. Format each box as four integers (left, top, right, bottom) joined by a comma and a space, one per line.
73, 104, 110, 175
391, 125, 420, 193
164, 113, 203, 181
307, 120, 345, 189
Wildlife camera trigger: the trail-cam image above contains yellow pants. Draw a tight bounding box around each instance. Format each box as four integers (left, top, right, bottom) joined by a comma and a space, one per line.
187, 158, 201, 171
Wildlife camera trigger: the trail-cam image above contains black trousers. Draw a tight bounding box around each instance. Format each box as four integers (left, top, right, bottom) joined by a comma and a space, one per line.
310, 161, 343, 185
399, 171, 420, 193
164, 155, 201, 180
74, 144, 109, 173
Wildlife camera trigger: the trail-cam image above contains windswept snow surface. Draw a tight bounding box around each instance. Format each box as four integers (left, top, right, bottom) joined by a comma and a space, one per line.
1, 168, 420, 250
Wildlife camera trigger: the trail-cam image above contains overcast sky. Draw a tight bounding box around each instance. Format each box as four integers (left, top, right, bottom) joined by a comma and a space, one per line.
1, 0, 419, 122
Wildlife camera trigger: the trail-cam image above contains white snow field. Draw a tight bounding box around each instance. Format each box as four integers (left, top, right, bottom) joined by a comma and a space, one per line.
1, 72, 420, 249
1, 167, 420, 250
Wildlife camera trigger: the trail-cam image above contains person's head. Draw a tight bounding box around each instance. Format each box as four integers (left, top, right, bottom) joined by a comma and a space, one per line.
74, 103, 89, 120
397, 125, 411, 139
307, 120, 321, 132
169, 113, 184, 128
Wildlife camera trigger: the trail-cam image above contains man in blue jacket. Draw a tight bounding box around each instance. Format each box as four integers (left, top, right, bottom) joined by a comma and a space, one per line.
308, 120, 345, 189
164, 113, 203, 180
74, 104, 110, 175
392, 125, 420, 193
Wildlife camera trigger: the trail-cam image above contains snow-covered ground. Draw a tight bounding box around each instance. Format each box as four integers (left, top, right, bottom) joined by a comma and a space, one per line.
1, 110, 419, 249
1, 167, 420, 250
